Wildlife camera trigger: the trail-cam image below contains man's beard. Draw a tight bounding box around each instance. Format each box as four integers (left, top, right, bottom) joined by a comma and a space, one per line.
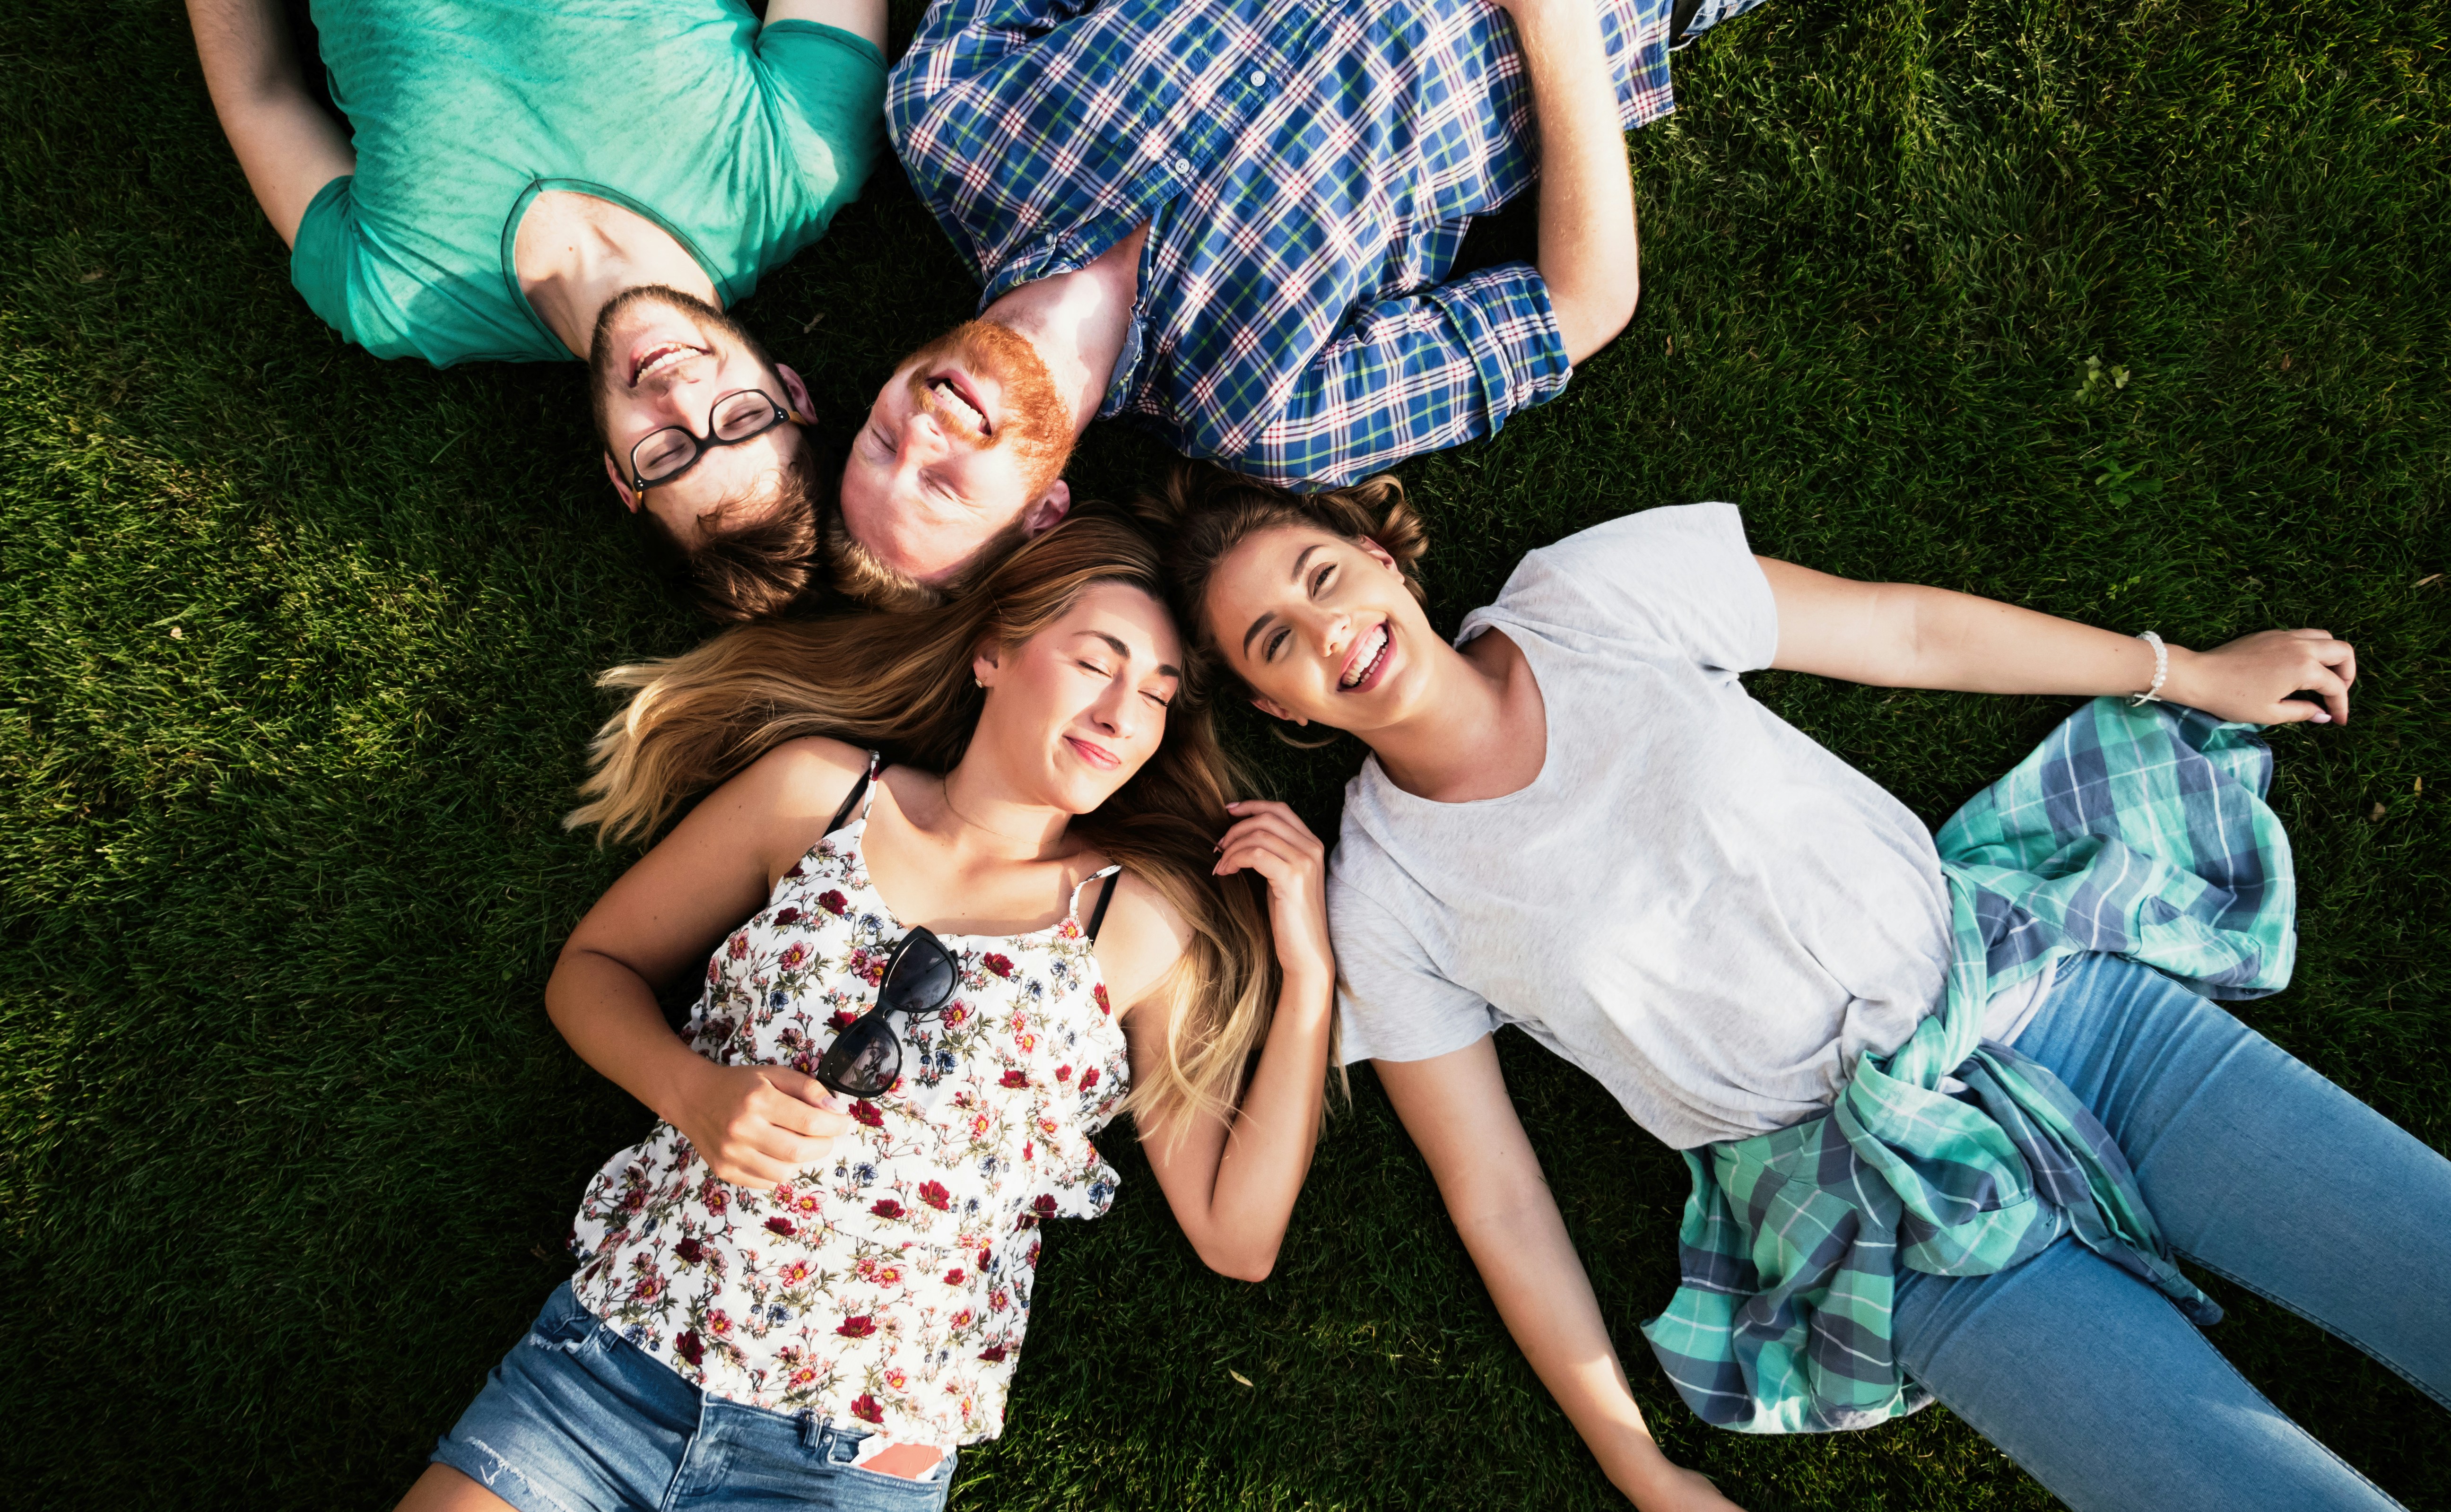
586, 285, 770, 443
901, 321, 1075, 497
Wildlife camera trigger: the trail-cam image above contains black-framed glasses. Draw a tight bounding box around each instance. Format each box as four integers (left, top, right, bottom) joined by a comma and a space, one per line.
628, 389, 806, 495
815, 927, 960, 1097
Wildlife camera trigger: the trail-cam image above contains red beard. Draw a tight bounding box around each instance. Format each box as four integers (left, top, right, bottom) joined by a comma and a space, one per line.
901, 321, 1075, 496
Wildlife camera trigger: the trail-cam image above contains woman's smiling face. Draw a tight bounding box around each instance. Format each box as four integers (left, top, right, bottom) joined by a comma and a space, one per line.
972, 580, 1182, 814
1202, 525, 1436, 733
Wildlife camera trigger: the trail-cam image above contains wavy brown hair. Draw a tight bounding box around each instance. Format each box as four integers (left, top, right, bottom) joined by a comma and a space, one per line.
567, 510, 1284, 1136
1130, 462, 1432, 708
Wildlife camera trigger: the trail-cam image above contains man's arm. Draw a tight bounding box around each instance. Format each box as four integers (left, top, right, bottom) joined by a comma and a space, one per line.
1376, 1039, 1745, 1512
1758, 556, 2359, 724
765, 0, 887, 52
186, 0, 356, 247
1503, 0, 1642, 365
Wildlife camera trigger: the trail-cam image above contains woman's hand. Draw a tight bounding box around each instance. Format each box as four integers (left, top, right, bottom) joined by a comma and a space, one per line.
1213, 799, 1333, 988
1624, 1462, 1749, 1512
2166, 628, 2357, 725
669, 1060, 852, 1189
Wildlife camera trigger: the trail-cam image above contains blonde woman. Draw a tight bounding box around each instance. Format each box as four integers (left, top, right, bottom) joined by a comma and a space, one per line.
400, 513, 1334, 1512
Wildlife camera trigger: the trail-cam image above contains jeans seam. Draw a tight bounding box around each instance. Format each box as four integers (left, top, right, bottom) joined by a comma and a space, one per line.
2151, 1283, 2412, 1511
2176, 1245, 2451, 1416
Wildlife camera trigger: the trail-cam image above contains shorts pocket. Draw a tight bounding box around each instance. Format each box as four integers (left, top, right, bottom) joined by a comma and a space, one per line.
520, 1283, 602, 1354
822, 1436, 958, 1509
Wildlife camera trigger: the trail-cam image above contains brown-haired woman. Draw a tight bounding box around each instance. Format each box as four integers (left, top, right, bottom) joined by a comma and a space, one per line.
1139, 464, 2442, 1512
399, 512, 1336, 1512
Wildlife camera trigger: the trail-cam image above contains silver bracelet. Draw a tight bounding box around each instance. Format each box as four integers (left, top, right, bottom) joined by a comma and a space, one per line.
2129, 630, 2168, 706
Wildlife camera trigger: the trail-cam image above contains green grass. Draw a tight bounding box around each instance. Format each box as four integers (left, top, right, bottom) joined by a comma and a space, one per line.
3, 0, 2446, 1506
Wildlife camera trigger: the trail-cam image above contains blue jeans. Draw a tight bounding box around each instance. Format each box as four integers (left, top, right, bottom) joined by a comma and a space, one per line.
1893, 954, 2451, 1511
432, 1283, 957, 1512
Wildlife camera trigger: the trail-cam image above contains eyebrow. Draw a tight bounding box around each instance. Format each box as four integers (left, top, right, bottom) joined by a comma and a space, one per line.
1085, 630, 1181, 680
1238, 543, 1322, 659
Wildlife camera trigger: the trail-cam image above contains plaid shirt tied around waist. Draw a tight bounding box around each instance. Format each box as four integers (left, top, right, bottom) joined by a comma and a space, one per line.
1643, 698, 2295, 1434
888, 0, 1676, 487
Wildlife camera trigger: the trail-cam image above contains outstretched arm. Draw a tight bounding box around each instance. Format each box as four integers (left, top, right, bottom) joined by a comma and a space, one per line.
1504, 0, 1642, 364
1377, 1039, 1741, 1512
186, 0, 356, 246
765, 0, 887, 51
1116, 802, 1337, 1283
1759, 556, 2359, 725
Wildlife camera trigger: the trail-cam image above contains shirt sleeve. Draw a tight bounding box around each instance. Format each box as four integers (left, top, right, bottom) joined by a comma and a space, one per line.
288, 174, 366, 348
757, 22, 890, 222
1329, 878, 1499, 1067
1498, 502, 1779, 674
1219, 260, 1574, 490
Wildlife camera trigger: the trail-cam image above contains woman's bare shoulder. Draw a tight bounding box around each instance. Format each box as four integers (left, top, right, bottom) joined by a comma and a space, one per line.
1089, 870, 1198, 1019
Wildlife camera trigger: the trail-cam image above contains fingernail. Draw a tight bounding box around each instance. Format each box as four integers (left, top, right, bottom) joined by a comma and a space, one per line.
2312, 711, 2332, 723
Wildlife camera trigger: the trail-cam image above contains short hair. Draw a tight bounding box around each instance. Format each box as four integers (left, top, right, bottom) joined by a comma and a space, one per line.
634, 439, 832, 622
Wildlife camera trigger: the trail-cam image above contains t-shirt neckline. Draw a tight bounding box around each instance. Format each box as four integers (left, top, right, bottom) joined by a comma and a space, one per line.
500, 179, 733, 357
1361, 618, 1556, 814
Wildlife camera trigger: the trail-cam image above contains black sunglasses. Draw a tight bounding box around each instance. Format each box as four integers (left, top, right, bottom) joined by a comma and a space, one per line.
815, 926, 961, 1097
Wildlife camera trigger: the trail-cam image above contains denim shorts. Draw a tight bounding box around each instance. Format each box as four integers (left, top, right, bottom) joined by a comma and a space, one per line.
432, 1282, 958, 1512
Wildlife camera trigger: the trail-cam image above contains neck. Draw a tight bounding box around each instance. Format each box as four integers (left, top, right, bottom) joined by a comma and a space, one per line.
932, 761, 1076, 863
979, 219, 1149, 442
514, 191, 719, 357
1360, 632, 1542, 803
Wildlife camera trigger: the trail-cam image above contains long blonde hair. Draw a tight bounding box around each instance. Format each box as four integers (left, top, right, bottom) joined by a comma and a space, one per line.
568, 512, 1281, 1134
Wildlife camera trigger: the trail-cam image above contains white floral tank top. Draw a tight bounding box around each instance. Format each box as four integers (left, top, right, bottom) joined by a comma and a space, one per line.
569, 758, 1132, 1443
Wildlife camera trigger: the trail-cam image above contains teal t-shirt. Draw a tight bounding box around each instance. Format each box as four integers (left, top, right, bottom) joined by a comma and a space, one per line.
291, 0, 887, 366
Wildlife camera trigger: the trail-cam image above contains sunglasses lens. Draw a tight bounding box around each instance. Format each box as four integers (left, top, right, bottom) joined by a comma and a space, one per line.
817, 1013, 901, 1097
879, 936, 958, 1018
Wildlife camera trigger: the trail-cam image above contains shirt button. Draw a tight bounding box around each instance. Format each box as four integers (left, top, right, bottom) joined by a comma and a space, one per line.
1248, 68, 1268, 88
1173, 155, 1194, 176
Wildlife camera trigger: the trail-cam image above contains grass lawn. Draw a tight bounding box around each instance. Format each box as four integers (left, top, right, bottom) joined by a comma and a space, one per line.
3, 0, 2447, 1506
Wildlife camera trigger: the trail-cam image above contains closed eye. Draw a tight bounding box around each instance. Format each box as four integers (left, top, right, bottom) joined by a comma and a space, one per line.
1310, 563, 1335, 596
1264, 627, 1290, 661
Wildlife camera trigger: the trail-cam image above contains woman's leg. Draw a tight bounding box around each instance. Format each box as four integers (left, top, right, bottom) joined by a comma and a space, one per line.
1894, 1242, 2405, 1512
2017, 953, 2451, 1408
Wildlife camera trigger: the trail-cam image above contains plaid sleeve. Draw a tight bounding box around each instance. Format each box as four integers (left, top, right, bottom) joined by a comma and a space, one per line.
1218, 261, 1574, 490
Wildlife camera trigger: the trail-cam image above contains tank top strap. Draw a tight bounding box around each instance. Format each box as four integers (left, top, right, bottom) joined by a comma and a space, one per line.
823, 751, 883, 836
1068, 864, 1125, 943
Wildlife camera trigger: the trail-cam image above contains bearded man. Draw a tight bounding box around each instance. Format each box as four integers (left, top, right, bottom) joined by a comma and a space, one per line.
186, 0, 889, 617
826, 0, 1763, 604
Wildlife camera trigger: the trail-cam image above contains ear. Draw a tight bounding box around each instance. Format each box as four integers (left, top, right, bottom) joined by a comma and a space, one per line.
1248, 695, 1308, 727
1019, 478, 1072, 538
971, 638, 1005, 690
605, 453, 640, 513
775, 362, 814, 422
1356, 536, 1399, 573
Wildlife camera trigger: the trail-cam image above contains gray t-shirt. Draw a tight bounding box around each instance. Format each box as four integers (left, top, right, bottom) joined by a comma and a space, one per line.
1330, 503, 2043, 1149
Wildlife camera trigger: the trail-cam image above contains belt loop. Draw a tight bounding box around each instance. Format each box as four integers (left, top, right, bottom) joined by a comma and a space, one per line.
801, 1411, 829, 1455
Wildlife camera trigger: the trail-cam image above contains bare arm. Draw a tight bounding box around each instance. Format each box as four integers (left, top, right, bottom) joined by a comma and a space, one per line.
765, 0, 888, 51
1503, 0, 1642, 364
546, 740, 870, 1187
1377, 1040, 1742, 1512
1114, 802, 1337, 1283
185, 0, 356, 246
1758, 556, 2359, 725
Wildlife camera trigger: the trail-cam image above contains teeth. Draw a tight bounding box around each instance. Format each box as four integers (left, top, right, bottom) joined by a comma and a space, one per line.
932, 378, 988, 433
1341, 625, 1389, 688
634, 343, 699, 383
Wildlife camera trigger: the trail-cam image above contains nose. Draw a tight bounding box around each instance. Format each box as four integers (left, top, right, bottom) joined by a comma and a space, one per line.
1308, 601, 1356, 663
1088, 675, 1141, 740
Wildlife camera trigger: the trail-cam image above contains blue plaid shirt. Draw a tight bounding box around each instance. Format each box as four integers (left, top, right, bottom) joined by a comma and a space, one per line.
888, 0, 1678, 487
